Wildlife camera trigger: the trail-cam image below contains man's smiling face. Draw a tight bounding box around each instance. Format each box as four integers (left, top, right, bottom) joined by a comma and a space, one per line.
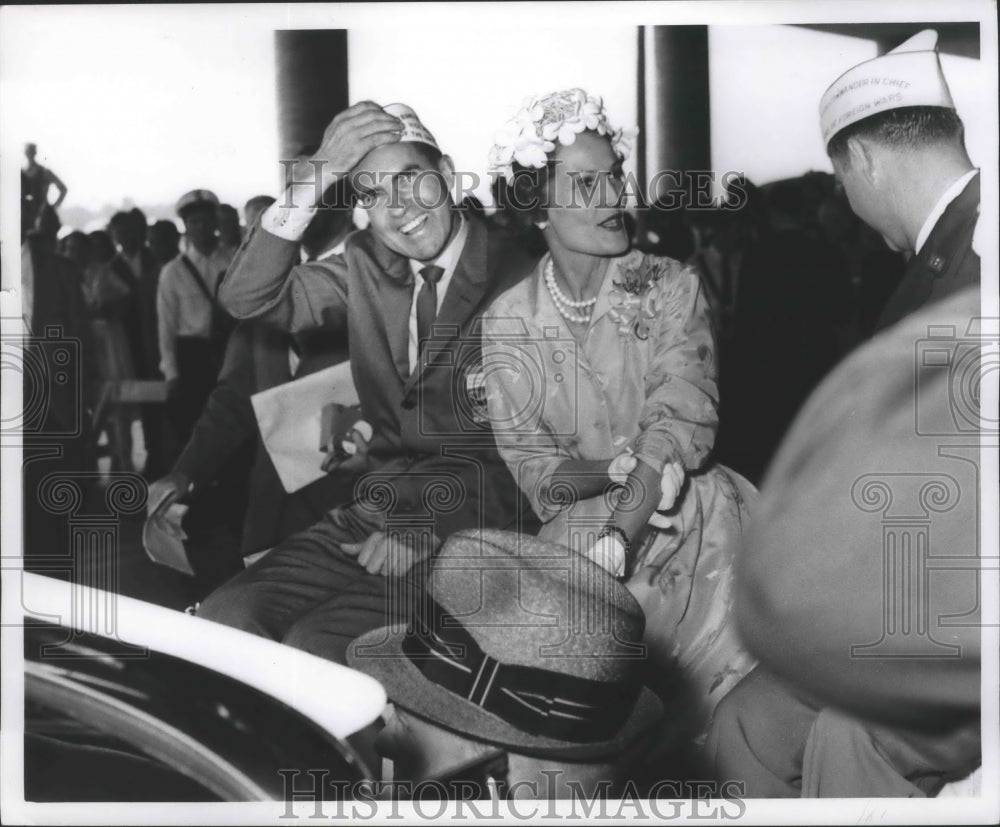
351, 142, 457, 262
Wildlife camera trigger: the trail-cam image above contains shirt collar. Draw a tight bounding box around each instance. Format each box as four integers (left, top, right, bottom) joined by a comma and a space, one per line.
409, 213, 467, 282
315, 239, 346, 261
915, 169, 978, 254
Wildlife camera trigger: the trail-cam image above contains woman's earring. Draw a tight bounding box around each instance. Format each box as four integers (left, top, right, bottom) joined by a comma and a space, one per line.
535, 221, 549, 230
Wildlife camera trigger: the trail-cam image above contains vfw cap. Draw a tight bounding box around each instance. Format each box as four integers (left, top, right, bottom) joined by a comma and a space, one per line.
819, 29, 955, 145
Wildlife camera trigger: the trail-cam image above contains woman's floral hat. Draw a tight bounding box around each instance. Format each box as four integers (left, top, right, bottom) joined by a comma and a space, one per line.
488, 88, 638, 181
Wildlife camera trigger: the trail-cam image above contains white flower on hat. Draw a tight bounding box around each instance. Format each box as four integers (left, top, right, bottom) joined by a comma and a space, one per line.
488, 88, 638, 180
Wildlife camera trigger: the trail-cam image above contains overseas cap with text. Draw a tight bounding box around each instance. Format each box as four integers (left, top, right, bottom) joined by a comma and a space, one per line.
819, 29, 956, 145
382, 103, 440, 151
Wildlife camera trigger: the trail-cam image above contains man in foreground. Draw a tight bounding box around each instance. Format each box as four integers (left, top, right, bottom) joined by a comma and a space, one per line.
199, 102, 535, 663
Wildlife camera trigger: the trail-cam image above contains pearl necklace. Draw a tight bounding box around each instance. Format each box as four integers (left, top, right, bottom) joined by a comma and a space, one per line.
544, 258, 597, 324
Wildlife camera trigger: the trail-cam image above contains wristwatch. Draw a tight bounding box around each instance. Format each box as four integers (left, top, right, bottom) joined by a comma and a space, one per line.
596, 522, 630, 556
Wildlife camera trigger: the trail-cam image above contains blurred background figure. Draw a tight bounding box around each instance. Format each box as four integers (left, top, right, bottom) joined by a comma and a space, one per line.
21, 142, 68, 241
79, 229, 138, 473
110, 210, 169, 478
218, 203, 243, 257
156, 189, 235, 465
299, 180, 355, 262
636, 197, 696, 263
815, 184, 906, 342
242, 195, 276, 240
714, 175, 852, 483
22, 208, 97, 565
129, 207, 150, 247
149, 220, 181, 267
145, 188, 355, 591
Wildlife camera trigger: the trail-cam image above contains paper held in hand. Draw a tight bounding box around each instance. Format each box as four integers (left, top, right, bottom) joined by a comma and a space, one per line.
251, 362, 360, 493
142, 487, 195, 576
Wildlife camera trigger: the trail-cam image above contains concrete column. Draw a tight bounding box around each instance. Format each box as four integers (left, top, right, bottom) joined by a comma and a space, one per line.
643, 26, 711, 201
274, 30, 349, 160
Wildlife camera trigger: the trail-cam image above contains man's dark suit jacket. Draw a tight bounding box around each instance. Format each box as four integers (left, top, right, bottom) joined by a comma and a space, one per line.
876, 173, 980, 332
218, 214, 538, 541
173, 321, 353, 556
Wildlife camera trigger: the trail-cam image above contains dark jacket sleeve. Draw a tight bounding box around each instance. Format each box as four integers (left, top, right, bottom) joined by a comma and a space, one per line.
217, 218, 350, 334
172, 324, 263, 486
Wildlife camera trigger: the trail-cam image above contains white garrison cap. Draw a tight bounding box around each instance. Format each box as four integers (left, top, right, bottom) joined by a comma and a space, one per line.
382, 103, 440, 151
819, 29, 955, 145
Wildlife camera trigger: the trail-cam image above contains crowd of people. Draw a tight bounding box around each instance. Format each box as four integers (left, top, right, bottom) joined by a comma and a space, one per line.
19, 29, 983, 802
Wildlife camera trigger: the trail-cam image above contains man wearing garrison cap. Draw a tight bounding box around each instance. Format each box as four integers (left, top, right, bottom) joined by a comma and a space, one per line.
703, 31, 985, 798
821, 29, 980, 331
201, 103, 536, 664
157, 189, 235, 447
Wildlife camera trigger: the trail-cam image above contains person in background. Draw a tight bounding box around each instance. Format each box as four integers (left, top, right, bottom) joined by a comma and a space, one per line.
22, 142, 68, 237
156, 190, 235, 454
129, 207, 150, 247
243, 195, 276, 239
149, 220, 181, 267
815, 183, 907, 342
218, 203, 242, 258
347, 529, 663, 800
146, 195, 356, 582
716, 177, 851, 484
300, 179, 356, 262
22, 211, 96, 564
821, 29, 979, 331
79, 230, 138, 472
109, 210, 168, 478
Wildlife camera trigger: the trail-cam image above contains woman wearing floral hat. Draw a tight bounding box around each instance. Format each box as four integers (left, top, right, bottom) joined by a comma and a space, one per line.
482, 89, 757, 753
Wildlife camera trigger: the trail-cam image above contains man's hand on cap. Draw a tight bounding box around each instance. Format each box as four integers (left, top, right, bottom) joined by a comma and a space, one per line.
307, 101, 404, 192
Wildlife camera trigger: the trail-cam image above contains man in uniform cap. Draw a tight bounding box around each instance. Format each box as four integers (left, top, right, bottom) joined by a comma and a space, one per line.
347, 529, 662, 799
201, 102, 536, 664
820, 29, 980, 332
156, 188, 235, 452
703, 30, 987, 798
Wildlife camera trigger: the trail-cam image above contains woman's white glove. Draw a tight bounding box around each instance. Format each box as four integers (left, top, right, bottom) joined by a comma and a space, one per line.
608, 449, 637, 485
649, 460, 685, 529
585, 534, 626, 578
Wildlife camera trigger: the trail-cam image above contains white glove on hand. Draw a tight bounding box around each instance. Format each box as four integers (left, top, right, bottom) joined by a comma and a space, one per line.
586, 534, 626, 578
608, 449, 637, 486
649, 460, 685, 529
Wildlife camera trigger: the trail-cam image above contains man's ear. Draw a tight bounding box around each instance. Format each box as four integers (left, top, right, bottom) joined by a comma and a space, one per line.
846, 135, 877, 185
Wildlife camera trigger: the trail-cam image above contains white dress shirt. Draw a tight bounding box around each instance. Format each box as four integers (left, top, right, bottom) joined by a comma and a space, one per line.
156, 243, 234, 381
914, 169, 979, 254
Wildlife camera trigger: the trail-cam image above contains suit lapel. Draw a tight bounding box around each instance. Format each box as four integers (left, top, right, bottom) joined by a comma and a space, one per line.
403, 218, 490, 393
358, 232, 413, 381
